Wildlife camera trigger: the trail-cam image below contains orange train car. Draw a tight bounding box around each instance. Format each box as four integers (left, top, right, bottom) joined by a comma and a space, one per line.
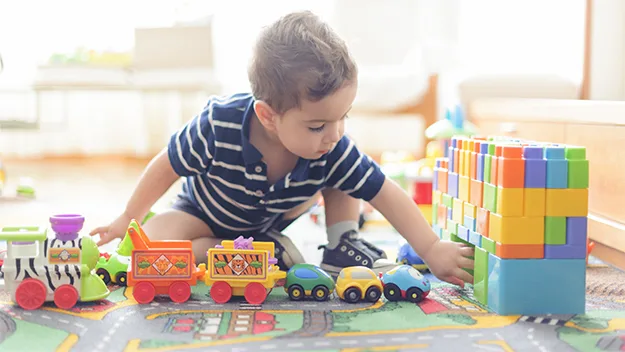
126, 220, 206, 304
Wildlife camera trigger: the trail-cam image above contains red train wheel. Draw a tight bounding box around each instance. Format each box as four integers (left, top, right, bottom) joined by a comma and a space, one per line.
244, 282, 267, 305
210, 281, 232, 304
15, 279, 47, 310
54, 284, 79, 309
133, 282, 156, 304
169, 281, 191, 303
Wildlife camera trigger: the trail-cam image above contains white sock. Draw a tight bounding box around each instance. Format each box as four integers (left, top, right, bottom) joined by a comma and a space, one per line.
326, 220, 359, 250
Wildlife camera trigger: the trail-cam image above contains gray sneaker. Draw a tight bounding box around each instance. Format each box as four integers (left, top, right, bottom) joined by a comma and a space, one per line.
255, 229, 306, 271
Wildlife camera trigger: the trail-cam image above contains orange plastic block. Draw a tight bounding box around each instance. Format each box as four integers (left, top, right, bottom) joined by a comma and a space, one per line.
496, 243, 544, 259
490, 148, 500, 186
470, 179, 484, 208
437, 204, 448, 229
497, 145, 525, 188
437, 168, 448, 193
458, 175, 471, 202
453, 148, 460, 175
476, 207, 490, 237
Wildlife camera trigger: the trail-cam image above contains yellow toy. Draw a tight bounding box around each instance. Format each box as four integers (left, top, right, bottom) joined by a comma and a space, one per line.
335, 266, 383, 303
204, 236, 286, 305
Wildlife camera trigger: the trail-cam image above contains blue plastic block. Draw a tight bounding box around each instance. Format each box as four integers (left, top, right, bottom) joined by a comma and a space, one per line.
477, 142, 489, 182
433, 224, 442, 238
523, 146, 546, 188
545, 146, 568, 189
469, 230, 482, 247
487, 254, 586, 315
545, 244, 586, 259
448, 172, 459, 198
464, 215, 476, 232
457, 224, 470, 242
447, 207, 453, 220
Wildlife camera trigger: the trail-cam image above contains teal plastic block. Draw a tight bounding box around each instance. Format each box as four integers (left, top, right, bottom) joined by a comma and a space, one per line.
487, 254, 586, 315
457, 224, 470, 242
545, 146, 568, 189
464, 215, 476, 232
474, 247, 489, 306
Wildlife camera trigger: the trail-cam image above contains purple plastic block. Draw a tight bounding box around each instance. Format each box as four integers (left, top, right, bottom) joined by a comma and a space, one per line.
477, 154, 485, 182
523, 146, 547, 188
566, 217, 588, 245
545, 244, 586, 259
433, 169, 439, 190
448, 207, 453, 220
464, 215, 476, 232
457, 225, 470, 241
448, 172, 459, 198
469, 230, 482, 247
451, 137, 458, 149
449, 148, 456, 173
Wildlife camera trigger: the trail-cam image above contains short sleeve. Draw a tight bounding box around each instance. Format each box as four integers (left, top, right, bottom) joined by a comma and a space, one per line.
324, 135, 386, 201
168, 101, 216, 177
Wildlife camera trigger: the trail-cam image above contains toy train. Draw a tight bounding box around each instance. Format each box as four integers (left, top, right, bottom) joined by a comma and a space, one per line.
0, 215, 110, 310
0, 216, 430, 310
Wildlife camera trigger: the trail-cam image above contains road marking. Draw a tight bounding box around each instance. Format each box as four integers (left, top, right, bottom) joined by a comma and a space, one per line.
287, 342, 304, 348
150, 302, 160, 306
188, 303, 200, 307
259, 344, 276, 350
469, 333, 483, 337
418, 336, 433, 340
74, 323, 85, 328
23, 312, 31, 316
340, 340, 358, 345
367, 339, 384, 343
391, 337, 409, 342
303, 304, 317, 307
142, 307, 156, 311
315, 341, 331, 346
41, 315, 51, 319
279, 303, 294, 307
444, 334, 459, 338
59, 319, 69, 324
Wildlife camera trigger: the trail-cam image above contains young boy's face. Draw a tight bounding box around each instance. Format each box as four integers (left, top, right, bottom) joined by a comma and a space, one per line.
276, 82, 357, 160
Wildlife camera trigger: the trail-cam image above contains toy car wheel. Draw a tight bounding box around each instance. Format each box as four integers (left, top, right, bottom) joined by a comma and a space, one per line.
312, 285, 329, 301
365, 286, 382, 303
96, 269, 111, 285
115, 272, 128, 287
288, 284, 305, 301
383, 283, 402, 301
343, 287, 361, 303
406, 287, 424, 303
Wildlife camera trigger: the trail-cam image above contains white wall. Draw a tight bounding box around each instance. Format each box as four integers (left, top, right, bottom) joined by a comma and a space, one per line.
589, 0, 625, 100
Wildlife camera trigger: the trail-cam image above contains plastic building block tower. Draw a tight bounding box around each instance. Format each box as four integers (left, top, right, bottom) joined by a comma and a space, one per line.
432, 136, 589, 315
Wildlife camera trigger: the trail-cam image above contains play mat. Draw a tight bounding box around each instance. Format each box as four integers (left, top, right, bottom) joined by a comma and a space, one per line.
0, 266, 623, 352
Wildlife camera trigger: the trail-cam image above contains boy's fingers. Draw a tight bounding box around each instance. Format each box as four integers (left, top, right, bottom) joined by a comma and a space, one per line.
455, 268, 474, 284
460, 246, 475, 257
443, 276, 465, 288
458, 256, 474, 270
90, 226, 107, 236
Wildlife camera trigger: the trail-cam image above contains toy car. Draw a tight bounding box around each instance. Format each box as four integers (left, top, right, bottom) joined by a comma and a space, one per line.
336, 266, 383, 303
396, 242, 429, 272
381, 264, 431, 303
284, 263, 335, 301
95, 251, 130, 286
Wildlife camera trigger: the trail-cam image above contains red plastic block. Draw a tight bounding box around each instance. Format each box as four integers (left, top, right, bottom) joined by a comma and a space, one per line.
470, 178, 484, 208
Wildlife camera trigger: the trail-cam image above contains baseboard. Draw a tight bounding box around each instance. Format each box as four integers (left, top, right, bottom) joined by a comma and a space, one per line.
2, 154, 153, 164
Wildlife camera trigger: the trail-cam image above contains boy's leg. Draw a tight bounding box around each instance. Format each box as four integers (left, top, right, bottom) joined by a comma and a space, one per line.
318, 187, 397, 276
142, 209, 220, 264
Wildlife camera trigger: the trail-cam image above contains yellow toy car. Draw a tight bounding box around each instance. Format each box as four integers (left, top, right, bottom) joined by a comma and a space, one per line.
336, 266, 383, 303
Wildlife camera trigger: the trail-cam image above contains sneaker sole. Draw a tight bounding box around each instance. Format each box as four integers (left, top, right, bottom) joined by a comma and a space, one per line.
320, 261, 400, 277
265, 229, 306, 269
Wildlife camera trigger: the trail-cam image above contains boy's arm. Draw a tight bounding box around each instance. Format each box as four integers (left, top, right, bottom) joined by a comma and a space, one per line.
369, 178, 474, 286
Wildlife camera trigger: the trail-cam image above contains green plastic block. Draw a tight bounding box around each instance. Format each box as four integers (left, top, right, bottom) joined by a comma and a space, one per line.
442, 228, 451, 241
568, 159, 589, 189
474, 247, 489, 306
451, 233, 474, 277
448, 220, 459, 236
483, 182, 498, 213
484, 155, 492, 183
432, 202, 439, 225
565, 146, 586, 160
488, 143, 497, 156
545, 216, 566, 245
442, 193, 453, 208
481, 236, 496, 255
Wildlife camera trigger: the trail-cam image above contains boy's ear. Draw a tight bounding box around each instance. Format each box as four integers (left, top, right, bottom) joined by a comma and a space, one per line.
253, 101, 278, 129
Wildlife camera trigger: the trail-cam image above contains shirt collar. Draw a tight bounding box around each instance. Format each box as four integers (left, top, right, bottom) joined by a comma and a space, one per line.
241, 98, 264, 165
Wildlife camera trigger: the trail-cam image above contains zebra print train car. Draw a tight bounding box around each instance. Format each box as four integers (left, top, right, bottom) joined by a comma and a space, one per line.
0, 215, 110, 310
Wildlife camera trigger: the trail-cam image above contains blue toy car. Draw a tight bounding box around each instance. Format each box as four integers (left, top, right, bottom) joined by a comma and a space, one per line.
381, 264, 431, 303
396, 242, 429, 272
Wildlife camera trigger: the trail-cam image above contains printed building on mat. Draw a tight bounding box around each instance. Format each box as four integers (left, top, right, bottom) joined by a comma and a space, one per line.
431, 136, 589, 315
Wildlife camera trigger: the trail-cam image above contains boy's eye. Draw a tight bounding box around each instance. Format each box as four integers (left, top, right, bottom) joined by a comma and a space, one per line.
309, 125, 325, 133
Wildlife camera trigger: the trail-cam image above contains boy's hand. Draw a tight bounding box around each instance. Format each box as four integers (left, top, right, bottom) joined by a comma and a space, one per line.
423, 240, 475, 287
89, 212, 133, 246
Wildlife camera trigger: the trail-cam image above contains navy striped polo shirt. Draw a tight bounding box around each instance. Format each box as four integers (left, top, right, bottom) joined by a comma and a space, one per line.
168, 93, 386, 237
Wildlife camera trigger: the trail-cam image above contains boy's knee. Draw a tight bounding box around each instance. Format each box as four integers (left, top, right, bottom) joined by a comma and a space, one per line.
192, 237, 221, 264
282, 192, 322, 220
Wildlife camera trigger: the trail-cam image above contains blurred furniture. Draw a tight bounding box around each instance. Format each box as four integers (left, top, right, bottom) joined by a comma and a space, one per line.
470, 97, 625, 270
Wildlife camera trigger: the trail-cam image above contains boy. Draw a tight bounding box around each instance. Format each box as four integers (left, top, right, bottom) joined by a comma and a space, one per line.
91, 11, 474, 286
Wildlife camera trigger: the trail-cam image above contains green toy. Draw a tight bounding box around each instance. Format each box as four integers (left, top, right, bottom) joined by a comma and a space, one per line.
284, 263, 336, 301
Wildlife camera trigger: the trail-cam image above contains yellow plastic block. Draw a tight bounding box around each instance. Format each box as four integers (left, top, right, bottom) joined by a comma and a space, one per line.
545, 188, 589, 217
463, 149, 471, 177
464, 202, 477, 219
452, 198, 464, 223
489, 213, 545, 245
433, 190, 443, 205
524, 188, 546, 216
458, 175, 471, 202
496, 187, 524, 217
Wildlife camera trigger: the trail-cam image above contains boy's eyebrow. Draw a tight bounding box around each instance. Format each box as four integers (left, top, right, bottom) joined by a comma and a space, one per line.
306, 106, 352, 123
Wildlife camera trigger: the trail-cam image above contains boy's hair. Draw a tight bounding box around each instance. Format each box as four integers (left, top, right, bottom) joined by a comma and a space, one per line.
248, 11, 358, 114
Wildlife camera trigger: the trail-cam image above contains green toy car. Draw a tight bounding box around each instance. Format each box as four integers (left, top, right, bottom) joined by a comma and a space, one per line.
95, 223, 135, 286
284, 263, 335, 301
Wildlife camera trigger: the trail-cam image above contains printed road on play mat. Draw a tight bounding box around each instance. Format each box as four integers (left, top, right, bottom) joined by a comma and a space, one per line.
1, 274, 625, 352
